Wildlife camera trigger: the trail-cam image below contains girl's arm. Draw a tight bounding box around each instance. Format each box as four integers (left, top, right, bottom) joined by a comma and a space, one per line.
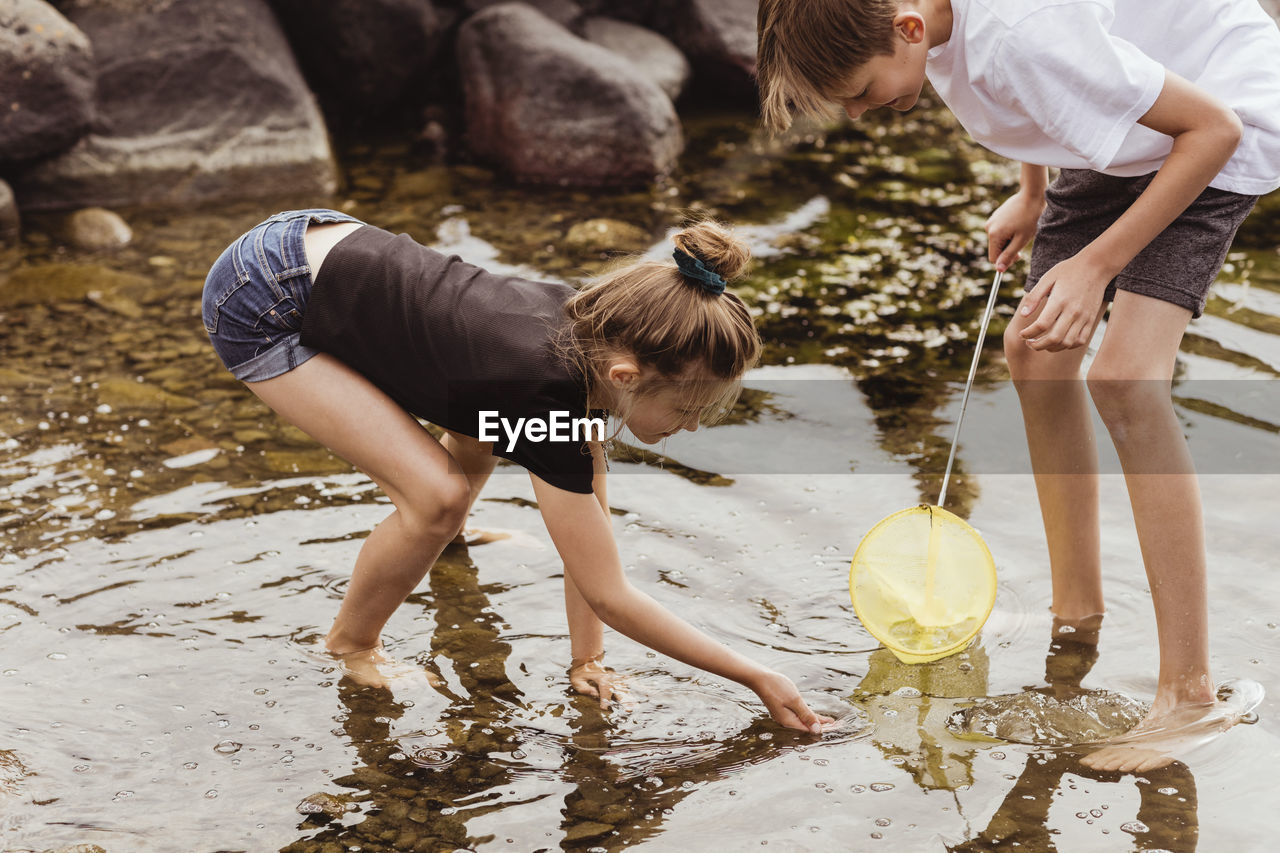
1019, 69, 1243, 350
530, 472, 831, 733
563, 442, 610, 704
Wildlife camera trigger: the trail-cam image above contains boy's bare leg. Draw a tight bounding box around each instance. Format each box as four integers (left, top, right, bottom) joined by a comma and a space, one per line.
247, 354, 471, 686
1003, 303, 1109, 622
1081, 292, 1233, 772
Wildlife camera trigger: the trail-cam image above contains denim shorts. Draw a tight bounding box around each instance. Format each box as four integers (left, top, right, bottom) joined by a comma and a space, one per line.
202, 208, 364, 381
1028, 170, 1259, 318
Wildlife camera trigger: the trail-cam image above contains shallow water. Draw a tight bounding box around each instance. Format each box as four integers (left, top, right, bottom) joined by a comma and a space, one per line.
2, 105, 1279, 851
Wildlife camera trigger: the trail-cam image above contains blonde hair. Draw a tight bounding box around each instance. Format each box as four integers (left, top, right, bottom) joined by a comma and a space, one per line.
560, 220, 762, 426
757, 0, 900, 133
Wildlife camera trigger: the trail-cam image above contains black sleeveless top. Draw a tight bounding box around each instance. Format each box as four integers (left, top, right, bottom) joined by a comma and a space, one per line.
300, 225, 596, 494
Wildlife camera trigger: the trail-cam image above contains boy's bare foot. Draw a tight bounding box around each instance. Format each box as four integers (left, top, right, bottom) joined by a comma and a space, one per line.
328, 644, 445, 691
449, 527, 515, 546
1080, 679, 1263, 773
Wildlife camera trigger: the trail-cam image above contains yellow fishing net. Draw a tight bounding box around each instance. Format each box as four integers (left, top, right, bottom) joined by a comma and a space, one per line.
850, 505, 997, 664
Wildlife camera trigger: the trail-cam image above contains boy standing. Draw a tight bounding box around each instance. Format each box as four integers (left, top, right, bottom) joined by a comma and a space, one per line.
757, 0, 1280, 771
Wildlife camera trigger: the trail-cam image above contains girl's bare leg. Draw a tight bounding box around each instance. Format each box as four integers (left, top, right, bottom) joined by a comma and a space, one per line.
441, 430, 505, 545
247, 354, 471, 681
1003, 303, 1109, 622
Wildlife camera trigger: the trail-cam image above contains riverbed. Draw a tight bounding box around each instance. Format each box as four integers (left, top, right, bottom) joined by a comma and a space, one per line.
2, 104, 1278, 852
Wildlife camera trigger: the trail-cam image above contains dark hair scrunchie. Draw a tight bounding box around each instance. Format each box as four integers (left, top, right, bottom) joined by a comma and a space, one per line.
673, 247, 727, 295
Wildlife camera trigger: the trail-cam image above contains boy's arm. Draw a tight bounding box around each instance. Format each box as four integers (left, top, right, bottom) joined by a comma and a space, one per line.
1019, 70, 1243, 350
529, 471, 830, 733
987, 163, 1050, 271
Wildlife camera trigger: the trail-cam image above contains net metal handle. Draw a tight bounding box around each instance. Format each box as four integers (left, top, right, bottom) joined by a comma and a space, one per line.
938, 269, 1003, 509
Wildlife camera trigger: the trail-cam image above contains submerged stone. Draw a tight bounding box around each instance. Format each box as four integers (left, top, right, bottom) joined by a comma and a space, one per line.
296, 791, 354, 819
564, 218, 651, 253
95, 377, 200, 413
0, 263, 148, 308
563, 820, 614, 843
948, 689, 1147, 746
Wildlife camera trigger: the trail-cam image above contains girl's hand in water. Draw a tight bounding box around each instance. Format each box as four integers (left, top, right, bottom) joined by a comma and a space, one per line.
569, 652, 623, 708
751, 669, 836, 734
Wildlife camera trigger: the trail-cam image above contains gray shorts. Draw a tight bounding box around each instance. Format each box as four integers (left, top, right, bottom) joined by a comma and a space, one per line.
1028, 169, 1259, 318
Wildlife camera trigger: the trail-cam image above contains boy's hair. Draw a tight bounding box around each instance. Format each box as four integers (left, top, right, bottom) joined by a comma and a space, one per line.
757, 0, 900, 133
560, 221, 762, 426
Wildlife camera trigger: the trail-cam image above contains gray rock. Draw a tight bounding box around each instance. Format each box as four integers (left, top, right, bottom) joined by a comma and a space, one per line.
0, 0, 94, 163
64, 206, 131, 250
0, 179, 18, 244
465, 0, 582, 29
13, 0, 336, 211
648, 0, 758, 91
458, 3, 682, 186
581, 17, 689, 101
268, 0, 448, 120
573, 0, 655, 24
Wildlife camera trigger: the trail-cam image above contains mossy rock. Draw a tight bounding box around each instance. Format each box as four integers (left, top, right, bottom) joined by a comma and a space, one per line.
0, 263, 148, 308
389, 166, 453, 200
262, 448, 351, 476
96, 377, 200, 412
563, 820, 614, 843
564, 218, 651, 254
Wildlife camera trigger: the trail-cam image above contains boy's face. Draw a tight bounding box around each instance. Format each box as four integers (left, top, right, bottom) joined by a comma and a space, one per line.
830, 13, 929, 120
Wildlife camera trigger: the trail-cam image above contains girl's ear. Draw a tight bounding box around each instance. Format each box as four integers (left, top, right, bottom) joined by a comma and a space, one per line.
606, 359, 641, 389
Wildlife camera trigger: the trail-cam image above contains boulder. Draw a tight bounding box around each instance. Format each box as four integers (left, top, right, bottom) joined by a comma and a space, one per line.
0, 179, 17, 244
572, 0, 655, 24
464, 0, 582, 29
0, 0, 94, 163
13, 0, 336, 211
581, 17, 689, 101
457, 3, 682, 186
647, 0, 758, 94
267, 0, 449, 121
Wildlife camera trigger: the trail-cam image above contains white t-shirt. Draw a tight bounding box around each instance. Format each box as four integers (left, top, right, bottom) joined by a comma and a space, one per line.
925, 0, 1280, 195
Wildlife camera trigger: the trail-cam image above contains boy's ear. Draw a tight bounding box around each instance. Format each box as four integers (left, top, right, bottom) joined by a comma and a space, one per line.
893, 11, 926, 44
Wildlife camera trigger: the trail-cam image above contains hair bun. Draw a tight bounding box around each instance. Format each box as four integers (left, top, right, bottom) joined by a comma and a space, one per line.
671, 221, 750, 283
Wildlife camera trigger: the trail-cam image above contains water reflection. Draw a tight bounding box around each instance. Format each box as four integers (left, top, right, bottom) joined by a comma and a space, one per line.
282, 540, 872, 851
283, 543, 518, 851
950, 618, 1200, 852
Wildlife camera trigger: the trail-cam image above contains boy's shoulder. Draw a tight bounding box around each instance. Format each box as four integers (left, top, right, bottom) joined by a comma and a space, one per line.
955, 0, 1118, 44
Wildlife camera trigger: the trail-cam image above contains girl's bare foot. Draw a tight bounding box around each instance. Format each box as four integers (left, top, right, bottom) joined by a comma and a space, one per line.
1080, 679, 1263, 772
328, 644, 445, 690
